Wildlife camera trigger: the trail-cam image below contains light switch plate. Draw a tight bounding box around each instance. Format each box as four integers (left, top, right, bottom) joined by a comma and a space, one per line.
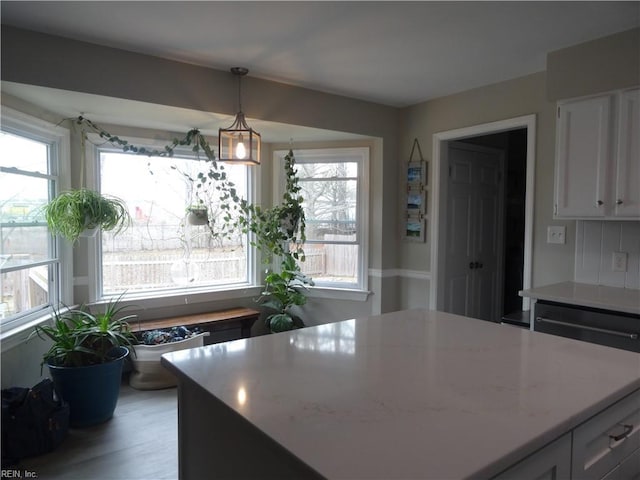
547, 226, 566, 244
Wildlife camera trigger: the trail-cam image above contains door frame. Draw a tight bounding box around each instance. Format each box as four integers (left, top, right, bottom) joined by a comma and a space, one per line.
430, 114, 536, 313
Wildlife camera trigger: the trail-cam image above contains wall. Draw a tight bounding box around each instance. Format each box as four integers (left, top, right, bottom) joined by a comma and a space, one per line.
547, 28, 640, 101
1, 25, 401, 307
397, 28, 640, 310
1, 27, 400, 386
398, 72, 574, 309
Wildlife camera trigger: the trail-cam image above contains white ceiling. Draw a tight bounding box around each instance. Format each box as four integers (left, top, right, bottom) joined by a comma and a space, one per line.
2, 1, 639, 107
1, 2, 639, 142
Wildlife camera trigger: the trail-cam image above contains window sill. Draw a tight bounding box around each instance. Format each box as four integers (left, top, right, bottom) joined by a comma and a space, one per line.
1, 286, 370, 353
1, 312, 53, 353
306, 287, 371, 302
98, 285, 263, 310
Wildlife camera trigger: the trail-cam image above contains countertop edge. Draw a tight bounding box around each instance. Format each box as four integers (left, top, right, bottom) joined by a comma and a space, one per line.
519, 281, 640, 315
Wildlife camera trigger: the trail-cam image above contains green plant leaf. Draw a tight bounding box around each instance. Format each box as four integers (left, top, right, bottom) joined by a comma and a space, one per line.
43, 189, 131, 243
268, 313, 294, 333
29, 295, 137, 367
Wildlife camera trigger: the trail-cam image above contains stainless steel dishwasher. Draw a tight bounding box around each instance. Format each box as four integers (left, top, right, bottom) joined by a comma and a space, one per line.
534, 300, 640, 353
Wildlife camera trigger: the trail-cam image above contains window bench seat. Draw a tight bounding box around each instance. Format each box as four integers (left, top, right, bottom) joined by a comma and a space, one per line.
132, 307, 260, 345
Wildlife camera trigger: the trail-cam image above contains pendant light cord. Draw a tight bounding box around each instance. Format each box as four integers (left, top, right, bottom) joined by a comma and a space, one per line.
237, 74, 243, 113
80, 130, 86, 190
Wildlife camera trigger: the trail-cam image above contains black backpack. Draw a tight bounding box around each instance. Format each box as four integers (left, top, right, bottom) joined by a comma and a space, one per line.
1, 378, 69, 467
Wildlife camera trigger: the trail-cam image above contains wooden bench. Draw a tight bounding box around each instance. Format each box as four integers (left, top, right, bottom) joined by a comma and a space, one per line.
132, 307, 260, 345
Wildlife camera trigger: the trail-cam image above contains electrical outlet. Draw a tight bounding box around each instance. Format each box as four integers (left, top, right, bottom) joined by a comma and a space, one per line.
547, 226, 566, 244
612, 252, 628, 272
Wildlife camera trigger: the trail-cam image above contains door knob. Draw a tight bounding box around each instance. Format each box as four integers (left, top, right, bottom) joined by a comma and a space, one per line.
616, 199, 623, 205
596, 200, 604, 206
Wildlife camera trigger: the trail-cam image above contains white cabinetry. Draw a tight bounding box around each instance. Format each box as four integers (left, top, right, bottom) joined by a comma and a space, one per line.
601, 448, 640, 480
492, 389, 640, 480
573, 389, 640, 479
614, 89, 640, 217
555, 88, 639, 219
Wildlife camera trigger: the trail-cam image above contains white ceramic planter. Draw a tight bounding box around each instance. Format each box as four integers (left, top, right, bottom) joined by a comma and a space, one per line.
129, 333, 208, 390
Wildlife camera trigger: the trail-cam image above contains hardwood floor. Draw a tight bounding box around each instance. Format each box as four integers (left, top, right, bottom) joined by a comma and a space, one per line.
19, 381, 178, 480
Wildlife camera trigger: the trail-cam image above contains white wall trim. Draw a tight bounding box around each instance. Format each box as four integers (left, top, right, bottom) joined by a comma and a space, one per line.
306, 287, 371, 302
430, 114, 536, 312
369, 268, 431, 280
0, 314, 46, 352
273, 147, 371, 292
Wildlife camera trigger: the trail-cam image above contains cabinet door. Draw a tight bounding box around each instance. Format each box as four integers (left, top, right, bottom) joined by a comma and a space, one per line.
601, 448, 640, 480
614, 88, 640, 218
491, 433, 571, 480
573, 389, 640, 480
555, 95, 613, 217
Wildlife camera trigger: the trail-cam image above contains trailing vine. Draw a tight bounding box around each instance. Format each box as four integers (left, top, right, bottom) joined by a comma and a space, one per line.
70, 116, 305, 262
237, 150, 306, 263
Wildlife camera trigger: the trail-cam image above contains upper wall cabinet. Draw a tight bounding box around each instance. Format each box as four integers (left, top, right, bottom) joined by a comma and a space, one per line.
554, 88, 640, 219
615, 88, 640, 218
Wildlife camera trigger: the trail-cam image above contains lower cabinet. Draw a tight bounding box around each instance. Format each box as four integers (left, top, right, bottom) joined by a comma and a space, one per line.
492, 389, 640, 480
573, 389, 640, 479
601, 448, 640, 480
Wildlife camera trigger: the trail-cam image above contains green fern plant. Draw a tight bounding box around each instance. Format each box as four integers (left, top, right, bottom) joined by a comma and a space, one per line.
30, 295, 138, 368
43, 188, 131, 243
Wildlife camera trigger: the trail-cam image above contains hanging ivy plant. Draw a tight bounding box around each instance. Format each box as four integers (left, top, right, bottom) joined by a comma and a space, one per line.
69, 116, 313, 333
236, 150, 306, 262
72, 116, 305, 259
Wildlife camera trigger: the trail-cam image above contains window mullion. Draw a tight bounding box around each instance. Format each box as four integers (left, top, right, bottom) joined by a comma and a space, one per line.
0, 166, 56, 181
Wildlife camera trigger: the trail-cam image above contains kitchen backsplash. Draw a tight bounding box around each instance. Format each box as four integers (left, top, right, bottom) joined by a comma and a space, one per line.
575, 221, 640, 289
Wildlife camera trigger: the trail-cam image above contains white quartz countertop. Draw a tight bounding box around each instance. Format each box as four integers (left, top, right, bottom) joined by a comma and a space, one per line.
162, 309, 640, 479
520, 281, 640, 315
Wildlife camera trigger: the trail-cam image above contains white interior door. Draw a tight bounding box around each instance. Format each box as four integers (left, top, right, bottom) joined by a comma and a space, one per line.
444, 142, 504, 321
444, 148, 474, 317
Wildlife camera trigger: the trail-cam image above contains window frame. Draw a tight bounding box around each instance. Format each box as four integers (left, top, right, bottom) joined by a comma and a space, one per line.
0, 107, 72, 338
274, 147, 369, 295
87, 134, 259, 303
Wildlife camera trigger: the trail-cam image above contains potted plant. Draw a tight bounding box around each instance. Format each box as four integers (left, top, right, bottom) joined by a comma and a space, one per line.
258, 253, 314, 333
186, 204, 209, 226
43, 188, 131, 243
29, 296, 137, 427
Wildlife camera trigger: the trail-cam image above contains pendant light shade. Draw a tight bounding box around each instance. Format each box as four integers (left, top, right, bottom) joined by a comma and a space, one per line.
218, 67, 261, 166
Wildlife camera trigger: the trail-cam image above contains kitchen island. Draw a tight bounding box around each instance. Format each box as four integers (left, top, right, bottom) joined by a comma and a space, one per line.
161, 309, 640, 479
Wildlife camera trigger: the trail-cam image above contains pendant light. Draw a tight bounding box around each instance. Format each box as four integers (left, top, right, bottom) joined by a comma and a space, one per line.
218, 67, 261, 165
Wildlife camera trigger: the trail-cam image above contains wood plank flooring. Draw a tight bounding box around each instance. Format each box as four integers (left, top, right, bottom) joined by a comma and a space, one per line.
18, 381, 178, 480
